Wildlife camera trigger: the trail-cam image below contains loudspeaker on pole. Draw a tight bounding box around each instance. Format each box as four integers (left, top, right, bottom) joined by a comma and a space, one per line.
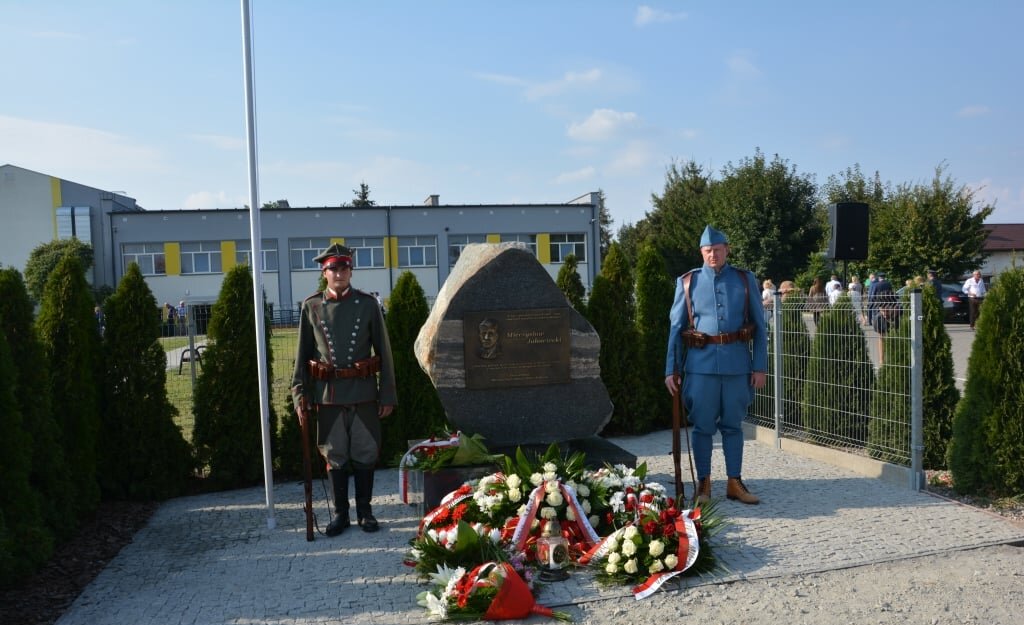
827, 202, 869, 261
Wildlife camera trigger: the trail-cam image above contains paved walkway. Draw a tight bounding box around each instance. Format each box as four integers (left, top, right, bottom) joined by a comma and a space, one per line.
56, 431, 1024, 625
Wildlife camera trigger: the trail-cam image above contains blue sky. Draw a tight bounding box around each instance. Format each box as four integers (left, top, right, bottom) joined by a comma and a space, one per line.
2, 1, 1022, 229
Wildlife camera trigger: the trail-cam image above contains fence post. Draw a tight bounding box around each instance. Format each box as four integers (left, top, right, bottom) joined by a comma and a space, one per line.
772, 291, 784, 449
910, 290, 924, 490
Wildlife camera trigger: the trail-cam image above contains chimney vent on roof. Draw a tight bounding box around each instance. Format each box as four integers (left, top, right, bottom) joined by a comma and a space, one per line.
424, 194, 440, 206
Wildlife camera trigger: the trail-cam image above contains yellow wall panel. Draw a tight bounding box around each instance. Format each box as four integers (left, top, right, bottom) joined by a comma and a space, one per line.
50, 177, 62, 237
486, 233, 500, 243
221, 241, 237, 272
536, 233, 551, 264
164, 242, 181, 276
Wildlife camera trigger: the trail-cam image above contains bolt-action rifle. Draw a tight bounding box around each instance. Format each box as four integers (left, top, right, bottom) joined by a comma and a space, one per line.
297, 389, 316, 541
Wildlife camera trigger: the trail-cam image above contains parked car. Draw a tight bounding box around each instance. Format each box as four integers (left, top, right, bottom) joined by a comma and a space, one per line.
940, 283, 969, 324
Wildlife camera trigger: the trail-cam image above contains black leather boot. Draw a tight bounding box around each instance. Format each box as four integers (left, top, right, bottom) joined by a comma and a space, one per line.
353, 467, 379, 532
325, 468, 351, 537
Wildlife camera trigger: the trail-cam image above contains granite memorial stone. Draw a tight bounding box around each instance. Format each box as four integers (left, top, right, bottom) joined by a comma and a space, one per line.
415, 242, 613, 447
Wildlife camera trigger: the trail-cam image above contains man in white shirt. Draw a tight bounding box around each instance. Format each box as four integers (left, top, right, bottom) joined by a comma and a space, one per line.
962, 270, 987, 329
826, 274, 843, 306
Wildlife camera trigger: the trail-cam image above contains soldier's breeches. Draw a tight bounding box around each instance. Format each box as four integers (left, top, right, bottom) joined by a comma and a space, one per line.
317, 402, 381, 469
683, 373, 753, 478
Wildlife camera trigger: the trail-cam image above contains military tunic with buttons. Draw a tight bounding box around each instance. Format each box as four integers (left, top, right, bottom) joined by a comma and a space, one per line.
291, 287, 397, 468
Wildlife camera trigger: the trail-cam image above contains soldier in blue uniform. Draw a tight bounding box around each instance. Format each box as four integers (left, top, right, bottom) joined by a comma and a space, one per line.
664, 226, 767, 505
293, 243, 397, 535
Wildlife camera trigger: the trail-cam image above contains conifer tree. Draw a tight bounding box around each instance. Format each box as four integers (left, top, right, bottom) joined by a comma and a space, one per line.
778, 296, 814, 430
193, 266, 278, 487
35, 255, 102, 522
0, 329, 52, 586
948, 267, 1024, 495
867, 302, 911, 463
100, 263, 194, 499
0, 268, 72, 540
634, 243, 674, 428
586, 244, 654, 434
801, 295, 873, 442
555, 253, 586, 311
919, 284, 959, 469
383, 271, 446, 461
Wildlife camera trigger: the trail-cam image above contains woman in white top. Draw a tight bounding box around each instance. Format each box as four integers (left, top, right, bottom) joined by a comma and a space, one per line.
761, 279, 776, 310
848, 275, 864, 324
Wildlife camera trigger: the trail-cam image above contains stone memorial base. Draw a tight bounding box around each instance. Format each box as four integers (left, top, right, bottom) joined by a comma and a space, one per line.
406, 463, 499, 516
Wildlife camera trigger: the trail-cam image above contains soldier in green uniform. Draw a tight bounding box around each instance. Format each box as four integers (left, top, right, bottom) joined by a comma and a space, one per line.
292, 243, 397, 535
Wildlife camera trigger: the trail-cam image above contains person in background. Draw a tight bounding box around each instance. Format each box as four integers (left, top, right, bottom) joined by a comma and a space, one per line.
807, 277, 828, 327
177, 300, 187, 336
825, 273, 843, 307
927, 269, 943, 305
848, 275, 864, 325
962, 270, 987, 329
292, 243, 397, 536
664, 225, 767, 505
761, 279, 776, 318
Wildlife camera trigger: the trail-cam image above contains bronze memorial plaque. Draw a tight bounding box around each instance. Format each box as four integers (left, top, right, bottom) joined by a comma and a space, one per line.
463, 308, 571, 389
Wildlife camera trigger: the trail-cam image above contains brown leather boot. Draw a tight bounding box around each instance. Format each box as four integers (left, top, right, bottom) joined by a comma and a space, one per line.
696, 476, 712, 505
726, 477, 760, 505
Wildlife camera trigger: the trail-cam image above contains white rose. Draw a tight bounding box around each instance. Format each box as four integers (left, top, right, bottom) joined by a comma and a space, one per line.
649, 559, 664, 573
589, 515, 600, 527
543, 471, 557, 482
605, 536, 619, 551
488, 528, 502, 543
624, 558, 639, 574
576, 484, 590, 497
649, 539, 665, 557
664, 554, 679, 569
540, 506, 558, 520
582, 500, 591, 514
544, 480, 559, 493
505, 474, 521, 489
546, 491, 564, 507
517, 505, 529, 516
543, 462, 558, 473
530, 473, 543, 486
607, 552, 621, 564
565, 506, 576, 521
623, 526, 639, 540
605, 563, 618, 574
622, 540, 637, 556
508, 487, 522, 502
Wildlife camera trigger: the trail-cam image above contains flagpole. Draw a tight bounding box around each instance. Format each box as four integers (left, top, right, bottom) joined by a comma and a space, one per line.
240, 0, 276, 530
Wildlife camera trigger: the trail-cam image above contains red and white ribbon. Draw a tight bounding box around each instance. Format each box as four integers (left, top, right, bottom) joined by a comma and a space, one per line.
510, 481, 599, 554
632, 508, 701, 600
398, 432, 461, 504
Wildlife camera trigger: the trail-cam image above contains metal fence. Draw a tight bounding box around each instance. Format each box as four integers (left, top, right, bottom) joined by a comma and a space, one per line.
746, 291, 923, 487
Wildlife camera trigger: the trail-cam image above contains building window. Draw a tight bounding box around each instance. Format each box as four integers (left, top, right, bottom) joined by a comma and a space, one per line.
180, 241, 222, 274
397, 235, 437, 267
122, 243, 166, 276
56, 206, 92, 245
500, 233, 537, 256
448, 234, 487, 268
549, 233, 586, 263
290, 237, 331, 270
346, 236, 385, 268
236, 239, 279, 271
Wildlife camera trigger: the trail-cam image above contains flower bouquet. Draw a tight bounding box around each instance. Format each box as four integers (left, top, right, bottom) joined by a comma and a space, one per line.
398, 430, 502, 504
581, 499, 725, 599
417, 561, 572, 622
586, 462, 670, 533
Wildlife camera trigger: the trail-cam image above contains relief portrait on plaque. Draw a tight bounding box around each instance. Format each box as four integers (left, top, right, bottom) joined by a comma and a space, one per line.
477, 318, 501, 359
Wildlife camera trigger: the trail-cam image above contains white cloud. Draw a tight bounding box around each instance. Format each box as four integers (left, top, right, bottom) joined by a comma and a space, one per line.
0, 114, 164, 175
472, 72, 530, 88
727, 50, 761, 77
635, 5, 688, 27
605, 140, 655, 174
525, 68, 603, 100
957, 105, 990, 118
189, 133, 245, 151
553, 166, 596, 185
567, 109, 639, 142
183, 190, 242, 210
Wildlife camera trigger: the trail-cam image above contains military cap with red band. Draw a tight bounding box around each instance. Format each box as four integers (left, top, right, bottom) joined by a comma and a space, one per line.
313, 243, 354, 269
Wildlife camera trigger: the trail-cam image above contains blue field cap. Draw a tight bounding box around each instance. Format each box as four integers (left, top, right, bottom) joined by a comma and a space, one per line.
699, 225, 729, 247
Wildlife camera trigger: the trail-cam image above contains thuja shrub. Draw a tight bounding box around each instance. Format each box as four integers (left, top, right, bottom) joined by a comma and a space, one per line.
556, 253, 586, 311
801, 295, 873, 443
0, 268, 72, 540
586, 244, 655, 434
35, 254, 102, 522
778, 298, 813, 431
919, 284, 959, 469
382, 271, 445, 462
948, 267, 1024, 496
635, 243, 675, 429
0, 330, 51, 587
193, 266, 278, 488
867, 304, 911, 463
100, 263, 194, 499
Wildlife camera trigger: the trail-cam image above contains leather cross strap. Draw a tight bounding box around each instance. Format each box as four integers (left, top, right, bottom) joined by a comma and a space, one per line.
308, 355, 381, 380
681, 268, 753, 348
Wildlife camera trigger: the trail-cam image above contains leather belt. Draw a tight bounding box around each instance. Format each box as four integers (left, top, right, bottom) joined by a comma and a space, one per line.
681, 324, 755, 349
308, 356, 381, 380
